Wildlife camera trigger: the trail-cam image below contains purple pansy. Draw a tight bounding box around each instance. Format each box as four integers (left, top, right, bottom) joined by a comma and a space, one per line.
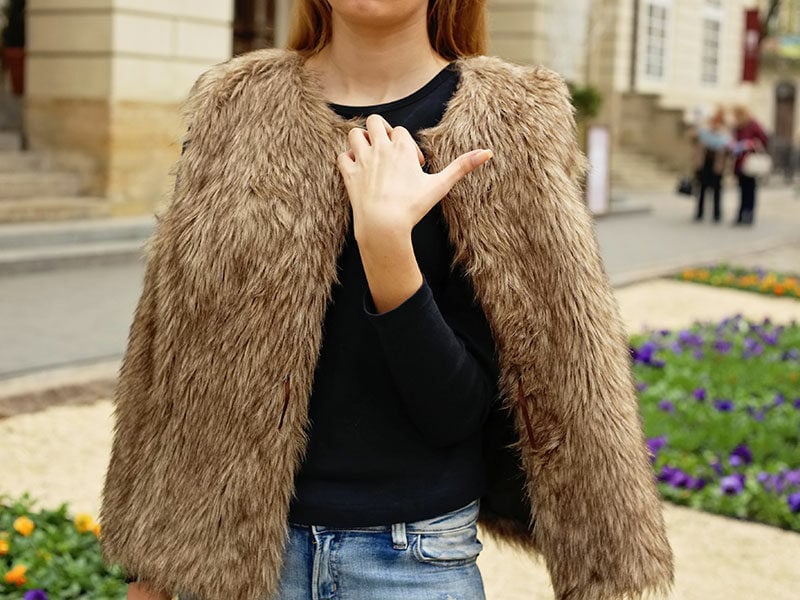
729, 444, 753, 467
669, 341, 683, 354
635, 381, 649, 392
713, 339, 732, 354
785, 471, 800, 488
788, 493, 800, 513
692, 349, 705, 360
709, 458, 724, 475
713, 398, 735, 412
756, 472, 770, 484
793, 398, 800, 410
783, 348, 800, 361
742, 337, 765, 358
720, 475, 745, 495
24, 591, 48, 600
693, 388, 707, 401
647, 436, 668, 455
668, 470, 690, 488
658, 399, 676, 413
774, 393, 785, 406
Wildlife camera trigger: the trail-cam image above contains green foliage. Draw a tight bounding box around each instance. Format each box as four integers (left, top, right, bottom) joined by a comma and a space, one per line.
631, 314, 800, 531
0, 493, 127, 599
567, 82, 603, 122
1, 0, 25, 48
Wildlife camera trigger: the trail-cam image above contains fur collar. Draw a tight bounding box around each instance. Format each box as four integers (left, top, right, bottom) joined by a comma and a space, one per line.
100, 48, 673, 600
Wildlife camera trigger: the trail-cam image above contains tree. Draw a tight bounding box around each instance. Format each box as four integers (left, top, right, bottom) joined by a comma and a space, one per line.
761, 0, 782, 42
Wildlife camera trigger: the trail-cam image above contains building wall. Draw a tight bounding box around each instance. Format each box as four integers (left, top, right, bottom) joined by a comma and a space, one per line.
25, 0, 234, 214
487, 0, 591, 83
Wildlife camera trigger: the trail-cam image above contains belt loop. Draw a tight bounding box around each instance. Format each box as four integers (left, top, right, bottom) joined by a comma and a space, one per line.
391, 522, 407, 550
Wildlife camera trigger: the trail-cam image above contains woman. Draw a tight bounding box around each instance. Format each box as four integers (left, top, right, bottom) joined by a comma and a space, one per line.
693, 109, 730, 223
101, 1, 673, 599
731, 105, 769, 226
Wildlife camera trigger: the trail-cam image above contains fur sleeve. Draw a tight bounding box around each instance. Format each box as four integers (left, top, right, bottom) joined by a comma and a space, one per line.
511, 67, 674, 599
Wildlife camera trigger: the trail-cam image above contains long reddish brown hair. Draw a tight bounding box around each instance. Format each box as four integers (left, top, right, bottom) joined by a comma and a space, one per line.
287, 0, 487, 60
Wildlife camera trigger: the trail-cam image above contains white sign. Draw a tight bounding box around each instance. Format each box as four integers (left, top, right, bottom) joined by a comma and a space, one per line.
586, 125, 610, 215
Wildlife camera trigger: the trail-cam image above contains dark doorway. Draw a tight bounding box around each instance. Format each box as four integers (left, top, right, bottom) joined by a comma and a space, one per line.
773, 81, 796, 181
234, 0, 277, 55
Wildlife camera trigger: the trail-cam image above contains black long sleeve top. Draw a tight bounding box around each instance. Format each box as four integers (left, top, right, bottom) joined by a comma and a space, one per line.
287, 62, 501, 527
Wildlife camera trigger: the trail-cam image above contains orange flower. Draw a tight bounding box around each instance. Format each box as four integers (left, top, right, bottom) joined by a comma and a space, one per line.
74, 513, 96, 534
13, 516, 34, 537
0, 539, 8, 555
93, 522, 102, 538
4, 564, 27, 586
790, 372, 799, 383
773, 285, 786, 296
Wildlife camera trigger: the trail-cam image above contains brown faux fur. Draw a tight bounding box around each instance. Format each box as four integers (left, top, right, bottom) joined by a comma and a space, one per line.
99, 48, 673, 600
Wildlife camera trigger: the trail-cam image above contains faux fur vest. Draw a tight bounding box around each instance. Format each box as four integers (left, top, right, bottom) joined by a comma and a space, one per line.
99, 48, 673, 600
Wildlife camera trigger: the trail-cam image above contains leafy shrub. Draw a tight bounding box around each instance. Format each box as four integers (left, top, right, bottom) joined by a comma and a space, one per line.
0, 493, 126, 599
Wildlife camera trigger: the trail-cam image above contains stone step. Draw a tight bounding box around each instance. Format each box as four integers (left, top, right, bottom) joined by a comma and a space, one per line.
0, 214, 153, 250
0, 151, 46, 172
0, 130, 22, 152
0, 171, 84, 199
0, 237, 145, 275
0, 197, 111, 224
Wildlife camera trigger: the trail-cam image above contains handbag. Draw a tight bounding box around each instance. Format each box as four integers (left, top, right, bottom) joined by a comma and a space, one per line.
741, 151, 772, 178
676, 176, 694, 196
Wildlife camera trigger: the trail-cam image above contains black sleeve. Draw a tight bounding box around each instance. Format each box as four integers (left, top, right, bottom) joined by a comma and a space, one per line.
363, 264, 500, 447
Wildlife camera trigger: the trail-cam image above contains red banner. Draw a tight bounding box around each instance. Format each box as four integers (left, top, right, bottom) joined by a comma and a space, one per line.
743, 8, 761, 82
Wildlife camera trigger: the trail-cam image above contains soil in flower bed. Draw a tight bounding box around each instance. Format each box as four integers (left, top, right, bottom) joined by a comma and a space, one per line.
676, 265, 800, 300
631, 314, 800, 531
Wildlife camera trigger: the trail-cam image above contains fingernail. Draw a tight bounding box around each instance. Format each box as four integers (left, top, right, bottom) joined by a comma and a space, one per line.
471, 149, 493, 167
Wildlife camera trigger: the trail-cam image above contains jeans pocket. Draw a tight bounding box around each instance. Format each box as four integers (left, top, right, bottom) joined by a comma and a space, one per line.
411, 523, 483, 567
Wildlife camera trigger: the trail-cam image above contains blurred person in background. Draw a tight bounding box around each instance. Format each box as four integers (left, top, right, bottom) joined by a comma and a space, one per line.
731, 105, 769, 226
692, 108, 730, 223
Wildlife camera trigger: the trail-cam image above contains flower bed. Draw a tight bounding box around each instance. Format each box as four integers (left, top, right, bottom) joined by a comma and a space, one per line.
676, 265, 800, 299
631, 314, 800, 531
0, 493, 126, 599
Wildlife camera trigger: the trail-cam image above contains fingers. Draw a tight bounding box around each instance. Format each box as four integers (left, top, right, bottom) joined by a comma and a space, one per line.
391, 125, 426, 167
366, 114, 392, 146
347, 127, 371, 159
433, 149, 493, 196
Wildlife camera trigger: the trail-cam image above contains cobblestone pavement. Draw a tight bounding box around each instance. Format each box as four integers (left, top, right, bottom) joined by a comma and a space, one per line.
3, 277, 800, 599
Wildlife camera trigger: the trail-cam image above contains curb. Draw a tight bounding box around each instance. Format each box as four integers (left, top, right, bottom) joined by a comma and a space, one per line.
610, 234, 800, 288
0, 361, 119, 419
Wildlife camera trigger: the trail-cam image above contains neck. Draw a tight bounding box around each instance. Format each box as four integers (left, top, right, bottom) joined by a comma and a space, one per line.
302, 7, 450, 106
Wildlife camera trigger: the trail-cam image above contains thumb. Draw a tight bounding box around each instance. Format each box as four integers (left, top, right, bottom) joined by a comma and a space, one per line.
434, 149, 493, 195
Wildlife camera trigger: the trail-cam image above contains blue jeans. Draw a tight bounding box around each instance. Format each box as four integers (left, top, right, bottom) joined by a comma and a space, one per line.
275, 499, 485, 599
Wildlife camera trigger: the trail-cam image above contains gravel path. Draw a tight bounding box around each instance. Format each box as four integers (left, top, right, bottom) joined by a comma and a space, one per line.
2, 278, 799, 599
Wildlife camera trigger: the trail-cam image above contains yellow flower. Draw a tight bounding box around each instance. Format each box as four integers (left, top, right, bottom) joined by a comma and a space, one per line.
13, 516, 34, 537
4, 564, 27, 586
0, 539, 8, 555
74, 513, 96, 534
93, 522, 102, 538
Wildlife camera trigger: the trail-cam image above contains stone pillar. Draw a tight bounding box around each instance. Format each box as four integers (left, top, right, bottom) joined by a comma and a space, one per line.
25, 0, 234, 215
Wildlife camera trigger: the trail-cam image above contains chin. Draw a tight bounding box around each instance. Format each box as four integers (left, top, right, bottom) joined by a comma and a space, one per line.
329, 0, 427, 28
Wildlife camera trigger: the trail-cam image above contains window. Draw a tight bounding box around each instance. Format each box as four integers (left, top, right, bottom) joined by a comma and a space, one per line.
643, 1, 670, 80
701, 0, 723, 85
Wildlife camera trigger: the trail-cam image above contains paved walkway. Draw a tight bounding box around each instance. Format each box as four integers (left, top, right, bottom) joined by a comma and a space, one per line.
1, 185, 799, 378
3, 276, 799, 599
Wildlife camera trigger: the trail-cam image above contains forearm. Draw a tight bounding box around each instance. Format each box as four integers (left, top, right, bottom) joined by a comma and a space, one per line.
357, 227, 422, 313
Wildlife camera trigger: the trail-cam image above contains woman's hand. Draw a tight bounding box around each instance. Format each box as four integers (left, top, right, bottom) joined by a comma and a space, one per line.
127, 582, 172, 600
336, 113, 493, 245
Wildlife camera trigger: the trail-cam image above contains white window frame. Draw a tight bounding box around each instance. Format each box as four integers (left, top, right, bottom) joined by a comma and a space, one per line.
639, 0, 673, 84
701, 0, 724, 86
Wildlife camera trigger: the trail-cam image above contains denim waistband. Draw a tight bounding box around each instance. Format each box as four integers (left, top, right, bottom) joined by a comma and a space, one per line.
291, 499, 480, 534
